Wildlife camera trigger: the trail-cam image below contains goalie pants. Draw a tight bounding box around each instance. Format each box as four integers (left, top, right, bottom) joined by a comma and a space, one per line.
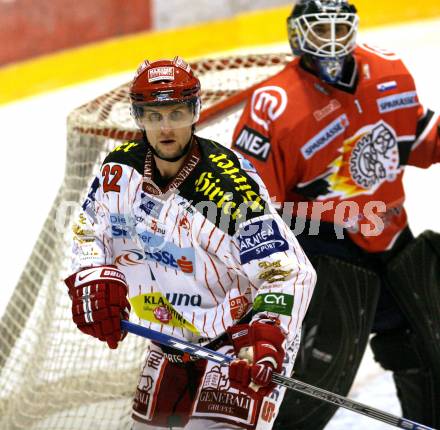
274, 227, 440, 429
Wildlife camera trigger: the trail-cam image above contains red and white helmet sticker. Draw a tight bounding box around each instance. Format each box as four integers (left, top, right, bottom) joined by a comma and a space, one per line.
135, 60, 150, 78
148, 66, 175, 82
173, 56, 191, 73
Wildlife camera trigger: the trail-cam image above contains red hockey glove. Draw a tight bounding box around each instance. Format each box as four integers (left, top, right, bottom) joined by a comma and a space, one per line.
64, 265, 131, 349
227, 322, 285, 399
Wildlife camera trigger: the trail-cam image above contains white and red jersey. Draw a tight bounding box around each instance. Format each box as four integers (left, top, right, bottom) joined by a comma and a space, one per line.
72, 136, 316, 345
232, 44, 440, 253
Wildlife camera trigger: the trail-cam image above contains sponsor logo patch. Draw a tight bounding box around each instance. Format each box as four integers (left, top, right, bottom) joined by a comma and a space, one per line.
139, 194, 164, 218
110, 213, 133, 238
251, 85, 287, 131
178, 214, 191, 231
258, 260, 293, 284
234, 126, 271, 161
72, 213, 95, 237
133, 375, 154, 416
164, 351, 198, 363
229, 295, 250, 320
147, 66, 174, 82
239, 219, 288, 264
101, 268, 126, 281
313, 99, 341, 121
301, 114, 349, 159
81, 176, 100, 222
261, 400, 277, 423
146, 218, 166, 235
114, 249, 144, 267
195, 366, 252, 420
377, 91, 418, 113
238, 156, 257, 173
138, 230, 195, 274
130, 292, 199, 333
153, 306, 172, 324
253, 293, 294, 316
194, 153, 265, 222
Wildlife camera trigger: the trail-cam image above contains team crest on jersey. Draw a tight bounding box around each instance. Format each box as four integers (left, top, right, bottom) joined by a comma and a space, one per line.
324, 120, 401, 198
251, 85, 287, 131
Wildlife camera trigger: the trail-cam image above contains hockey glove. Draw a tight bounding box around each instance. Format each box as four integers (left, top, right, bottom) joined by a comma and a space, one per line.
227, 322, 285, 399
64, 265, 131, 349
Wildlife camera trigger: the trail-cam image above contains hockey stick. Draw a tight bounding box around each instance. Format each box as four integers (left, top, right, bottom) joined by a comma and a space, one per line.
121, 320, 435, 430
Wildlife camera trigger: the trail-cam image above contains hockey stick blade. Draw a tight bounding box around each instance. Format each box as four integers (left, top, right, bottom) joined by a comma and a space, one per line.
121, 320, 436, 430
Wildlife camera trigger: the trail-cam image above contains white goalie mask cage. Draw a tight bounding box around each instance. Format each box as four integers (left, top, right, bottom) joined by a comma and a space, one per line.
288, 11, 359, 58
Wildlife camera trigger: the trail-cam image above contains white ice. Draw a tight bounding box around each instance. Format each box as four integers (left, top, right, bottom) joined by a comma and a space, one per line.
0, 17, 439, 430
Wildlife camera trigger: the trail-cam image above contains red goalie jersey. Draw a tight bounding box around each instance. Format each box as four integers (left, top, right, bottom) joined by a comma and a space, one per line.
232, 44, 440, 253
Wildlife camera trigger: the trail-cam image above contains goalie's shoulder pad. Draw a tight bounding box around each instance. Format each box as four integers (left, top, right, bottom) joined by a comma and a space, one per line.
102, 140, 147, 174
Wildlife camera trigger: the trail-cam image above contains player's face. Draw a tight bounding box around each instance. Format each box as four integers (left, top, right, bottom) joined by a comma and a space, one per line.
307, 22, 350, 52
142, 104, 194, 160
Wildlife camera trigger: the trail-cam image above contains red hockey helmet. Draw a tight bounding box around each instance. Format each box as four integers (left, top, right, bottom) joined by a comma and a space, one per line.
130, 56, 201, 130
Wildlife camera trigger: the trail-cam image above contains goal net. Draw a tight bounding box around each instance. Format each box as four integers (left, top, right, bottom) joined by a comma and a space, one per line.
0, 52, 292, 430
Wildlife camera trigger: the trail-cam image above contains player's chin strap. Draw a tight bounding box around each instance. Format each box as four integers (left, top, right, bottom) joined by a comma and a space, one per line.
121, 320, 436, 430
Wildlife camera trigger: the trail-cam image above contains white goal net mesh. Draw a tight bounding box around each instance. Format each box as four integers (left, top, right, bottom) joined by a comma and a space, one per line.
0, 52, 292, 430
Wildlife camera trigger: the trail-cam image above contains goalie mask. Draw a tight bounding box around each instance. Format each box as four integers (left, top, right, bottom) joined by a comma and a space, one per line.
129, 56, 201, 132
287, 0, 359, 83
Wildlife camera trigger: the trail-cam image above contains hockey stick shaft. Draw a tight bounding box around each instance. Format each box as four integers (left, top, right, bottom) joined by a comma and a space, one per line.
121, 320, 435, 430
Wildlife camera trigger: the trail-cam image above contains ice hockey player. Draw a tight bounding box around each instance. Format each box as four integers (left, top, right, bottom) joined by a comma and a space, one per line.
64, 56, 316, 429
232, 1, 440, 428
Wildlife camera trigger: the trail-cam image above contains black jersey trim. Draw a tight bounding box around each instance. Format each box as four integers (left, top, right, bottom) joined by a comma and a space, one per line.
178, 137, 269, 235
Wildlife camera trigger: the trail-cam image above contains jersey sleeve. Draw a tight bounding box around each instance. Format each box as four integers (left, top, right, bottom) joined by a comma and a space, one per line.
232, 91, 303, 203
71, 173, 114, 272
407, 106, 440, 168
